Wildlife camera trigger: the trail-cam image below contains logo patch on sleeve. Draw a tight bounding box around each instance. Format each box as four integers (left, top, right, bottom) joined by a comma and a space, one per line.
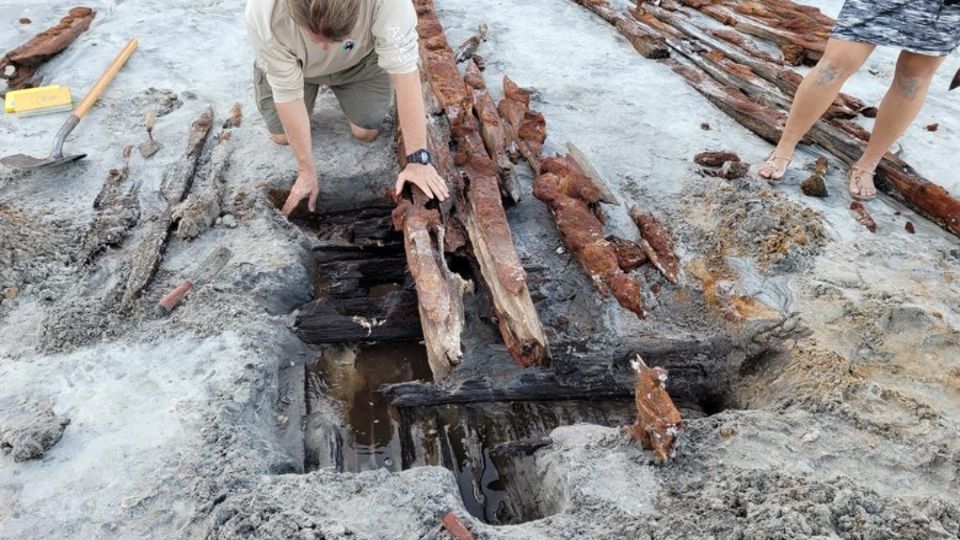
343, 40, 355, 51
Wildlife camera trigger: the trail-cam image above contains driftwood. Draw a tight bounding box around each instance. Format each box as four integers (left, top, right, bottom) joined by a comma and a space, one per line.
463, 60, 522, 204
567, 143, 619, 205
626, 355, 683, 464
629, 206, 680, 284
222, 102, 242, 129
416, 0, 550, 368
119, 107, 214, 311
76, 147, 141, 265
587, 1, 960, 238
0, 7, 95, 93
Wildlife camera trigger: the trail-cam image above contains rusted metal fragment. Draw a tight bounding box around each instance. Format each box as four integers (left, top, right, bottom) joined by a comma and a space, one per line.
119, 107, 213, 312
800, 156, 828, 198
850, 202, 877, 233
694, 151, 740, 167
534, 169, 646, 318
609, 236, 649, 272
393, 199, 470, 380
630, 206, 680, 284
498, 76, 545, 173
626, 355, 683, 463
573, 0, 669, 59
464, 60, 522, 204
414, 0, 549, 368
454, 23, 488, 64
0, 7, 95, 92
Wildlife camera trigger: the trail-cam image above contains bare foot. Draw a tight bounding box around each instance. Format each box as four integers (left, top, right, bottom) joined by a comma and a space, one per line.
269, 133, 289, 145
848, 165, 877, 201
757, 153, 792, 183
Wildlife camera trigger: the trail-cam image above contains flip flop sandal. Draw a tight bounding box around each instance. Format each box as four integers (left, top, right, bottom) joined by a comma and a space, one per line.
759, 153, 792, 184
849, 166, 878, 201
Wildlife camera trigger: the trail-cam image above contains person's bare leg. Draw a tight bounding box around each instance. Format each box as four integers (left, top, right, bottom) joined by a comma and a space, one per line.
348, 121, 379, 142
758, 39, 875, 181
849, 50, 947, 199
270, 133, 289, 145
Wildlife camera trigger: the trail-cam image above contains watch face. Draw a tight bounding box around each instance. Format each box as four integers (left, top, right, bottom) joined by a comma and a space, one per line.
418, 150, 429, 163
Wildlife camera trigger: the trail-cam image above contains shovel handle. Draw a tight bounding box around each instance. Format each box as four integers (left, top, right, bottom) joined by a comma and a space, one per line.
74, 38, 139, 119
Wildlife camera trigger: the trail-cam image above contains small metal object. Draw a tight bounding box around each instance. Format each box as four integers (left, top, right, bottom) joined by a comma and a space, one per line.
139, 108, 162, 158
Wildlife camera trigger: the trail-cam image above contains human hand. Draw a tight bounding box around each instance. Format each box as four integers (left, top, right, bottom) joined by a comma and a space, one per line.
394, 163, 449, 201
282, 169, 320, 216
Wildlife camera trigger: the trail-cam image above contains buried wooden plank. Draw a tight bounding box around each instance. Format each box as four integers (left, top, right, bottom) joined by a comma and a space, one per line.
295, 289, 423, 343
119, 107, 214, 312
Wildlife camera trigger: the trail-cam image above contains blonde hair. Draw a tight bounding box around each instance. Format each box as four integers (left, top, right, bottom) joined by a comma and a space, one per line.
287, 0, 359, 40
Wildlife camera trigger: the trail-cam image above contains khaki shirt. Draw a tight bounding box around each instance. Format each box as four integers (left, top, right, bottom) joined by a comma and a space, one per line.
245, 0, 419, 103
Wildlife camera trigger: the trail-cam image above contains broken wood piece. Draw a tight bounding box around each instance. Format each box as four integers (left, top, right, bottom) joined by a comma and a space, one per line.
800, 156, 828, 198
393, 198, 470, 380
702, 160, 749, 180
849, 202, 877, 233
416, 0, 550, 368
629, 206, 680, 284
174, 120, 236, 239
566, 142, 620, 205
464, 60, 522, 205
626, 355, 683, 464
119, 107, 214, 311
76, 150, 141, 265
0, 7, 95, 93
694, 151, 740, 167
454, 23, 488, 64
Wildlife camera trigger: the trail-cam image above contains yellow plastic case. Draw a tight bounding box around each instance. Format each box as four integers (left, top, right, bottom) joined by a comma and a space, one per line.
4, 85, 74, 116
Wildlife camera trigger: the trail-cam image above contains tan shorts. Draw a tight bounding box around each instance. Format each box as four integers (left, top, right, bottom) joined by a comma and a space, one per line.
253, 50, 393, 134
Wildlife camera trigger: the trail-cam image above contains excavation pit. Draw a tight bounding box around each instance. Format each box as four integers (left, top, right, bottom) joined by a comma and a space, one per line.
303, 343, 639, 525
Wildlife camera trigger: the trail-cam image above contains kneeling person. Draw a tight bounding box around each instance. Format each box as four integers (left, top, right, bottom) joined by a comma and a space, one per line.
246, 0, 449, 215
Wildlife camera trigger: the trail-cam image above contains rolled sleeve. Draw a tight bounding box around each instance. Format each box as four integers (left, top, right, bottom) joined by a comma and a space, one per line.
372, 0, 420, 74
245, 13, 304, 102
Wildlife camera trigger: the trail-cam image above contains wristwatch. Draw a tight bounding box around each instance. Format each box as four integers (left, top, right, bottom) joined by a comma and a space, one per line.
406, 148, 432, 165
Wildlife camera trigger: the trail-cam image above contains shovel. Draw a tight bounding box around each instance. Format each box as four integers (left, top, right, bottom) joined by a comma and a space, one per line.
1, 38, 139, 170
139, 108, 162, 158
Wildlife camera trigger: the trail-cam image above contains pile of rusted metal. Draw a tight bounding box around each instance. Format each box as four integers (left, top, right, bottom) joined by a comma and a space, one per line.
572, 0, 960, 238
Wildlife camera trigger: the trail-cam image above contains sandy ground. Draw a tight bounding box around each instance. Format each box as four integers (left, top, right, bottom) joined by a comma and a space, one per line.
1, 0, 959, 538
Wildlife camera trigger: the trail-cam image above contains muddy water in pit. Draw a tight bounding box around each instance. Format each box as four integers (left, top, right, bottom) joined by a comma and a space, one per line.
305, 344, 635, 525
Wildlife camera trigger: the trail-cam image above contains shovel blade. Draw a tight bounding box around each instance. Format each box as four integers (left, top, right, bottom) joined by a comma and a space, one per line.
0, 153, 86, 170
